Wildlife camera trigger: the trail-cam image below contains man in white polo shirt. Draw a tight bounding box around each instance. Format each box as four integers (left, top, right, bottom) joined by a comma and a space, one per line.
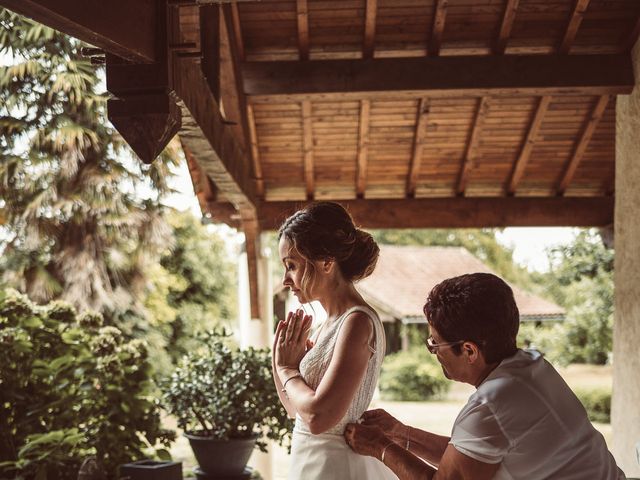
344, 273, 625, 479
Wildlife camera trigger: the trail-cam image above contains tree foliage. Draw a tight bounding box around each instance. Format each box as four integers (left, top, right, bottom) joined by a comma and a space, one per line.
529, 230, 614, 365
0, 289, 173, 480
0, 9, 180, 325
144, 211, 238, 369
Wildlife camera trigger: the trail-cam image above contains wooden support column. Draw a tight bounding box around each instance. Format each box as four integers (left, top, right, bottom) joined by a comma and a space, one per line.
242, 216, 262, 321
612, 39, 640, 478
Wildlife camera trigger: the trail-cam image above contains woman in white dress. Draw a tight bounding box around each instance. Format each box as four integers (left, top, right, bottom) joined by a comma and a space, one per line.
272, 202, 398, 480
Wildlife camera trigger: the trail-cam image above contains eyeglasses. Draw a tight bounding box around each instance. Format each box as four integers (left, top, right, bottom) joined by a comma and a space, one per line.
425, 336, 464, 354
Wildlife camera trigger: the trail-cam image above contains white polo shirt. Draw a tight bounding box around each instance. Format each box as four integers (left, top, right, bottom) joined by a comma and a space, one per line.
449, 349, 625, 480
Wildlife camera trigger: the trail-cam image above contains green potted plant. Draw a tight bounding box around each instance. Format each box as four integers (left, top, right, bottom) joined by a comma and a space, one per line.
161, 329, 292, 477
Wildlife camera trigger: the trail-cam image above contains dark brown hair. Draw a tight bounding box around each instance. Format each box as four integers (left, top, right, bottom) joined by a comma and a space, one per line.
423, 273, 519, 364
278, 202, 379, 290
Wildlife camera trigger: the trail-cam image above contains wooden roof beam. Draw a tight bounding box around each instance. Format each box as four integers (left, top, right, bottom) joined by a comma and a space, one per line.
246, 104, 265, 197
243, 54, 634, 101
506, 96, 552, 195
356, 100, 371, 198
494, 0, 520, 55
302, 100, 314, 199
363, 0, 377, 59
230, 2, 245, 61
457, 97, 490, 195
406, 98, 430, 198
173, 56, 256, 216
559, 0, 590, 54
0, 0, 157, 63
429, 0, 448, 56
296, 0, 310, 61
257, 197, 614, 230
557, 95, 609, 195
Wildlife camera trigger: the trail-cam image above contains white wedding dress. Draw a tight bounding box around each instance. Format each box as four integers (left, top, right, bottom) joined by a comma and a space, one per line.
287, 305, 399, 480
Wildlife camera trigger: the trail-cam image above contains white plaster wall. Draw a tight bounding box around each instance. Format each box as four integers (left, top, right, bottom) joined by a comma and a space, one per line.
613, 39, 640, 477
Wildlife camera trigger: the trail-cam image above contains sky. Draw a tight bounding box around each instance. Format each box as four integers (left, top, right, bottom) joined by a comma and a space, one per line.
164, 159, 578, 273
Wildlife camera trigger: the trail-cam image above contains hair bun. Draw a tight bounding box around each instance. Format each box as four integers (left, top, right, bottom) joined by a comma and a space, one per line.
340, 229, 379, 282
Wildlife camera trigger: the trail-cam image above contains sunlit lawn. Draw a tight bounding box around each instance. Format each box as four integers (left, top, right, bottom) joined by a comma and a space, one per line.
168, 364, 612, 479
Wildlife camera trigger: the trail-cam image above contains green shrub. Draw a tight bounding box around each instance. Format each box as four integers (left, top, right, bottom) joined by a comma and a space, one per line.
379, 348, 450, 401
0, 289, 174, 480
574, 387, 611, 423
161, 329, 293, 453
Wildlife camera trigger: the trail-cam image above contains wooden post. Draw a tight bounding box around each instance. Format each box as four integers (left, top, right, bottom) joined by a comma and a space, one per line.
612, 38, 640, 478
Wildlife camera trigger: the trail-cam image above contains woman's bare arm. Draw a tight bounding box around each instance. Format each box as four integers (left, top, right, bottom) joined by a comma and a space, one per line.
277, 311, 373, 434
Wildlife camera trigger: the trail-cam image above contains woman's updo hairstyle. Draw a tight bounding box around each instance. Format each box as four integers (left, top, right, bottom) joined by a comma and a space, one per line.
278, 202, 379, 283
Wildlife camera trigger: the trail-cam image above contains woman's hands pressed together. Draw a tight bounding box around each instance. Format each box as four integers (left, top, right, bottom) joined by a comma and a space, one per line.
274, 309, 313, 382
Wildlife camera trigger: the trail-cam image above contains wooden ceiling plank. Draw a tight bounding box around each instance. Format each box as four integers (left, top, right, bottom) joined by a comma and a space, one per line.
257, 197, 614, 230
243, 54, 634, 101
406, 98, 430, 197
559, 0, 591, 54
557, 95, 609, 195
429, 0, 448, 56
494, 0, 520, 55
363, 0, 377, 59
0, 0, 156, 63
457, 96, 491, 195
356, 100, 371, 197
302, 100, 314, 199
507, 95, 552, 195
297, 0, 310, 60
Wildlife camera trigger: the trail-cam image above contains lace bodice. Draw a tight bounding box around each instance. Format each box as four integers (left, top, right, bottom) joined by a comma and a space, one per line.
294, 305, 386, 436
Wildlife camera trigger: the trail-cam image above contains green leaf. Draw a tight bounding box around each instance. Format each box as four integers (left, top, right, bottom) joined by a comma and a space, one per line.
156, 448, 172, 461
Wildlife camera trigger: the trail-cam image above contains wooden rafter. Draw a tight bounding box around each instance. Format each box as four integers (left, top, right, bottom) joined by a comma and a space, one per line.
559, 0, 590, 54
230, 2, 245, 61
302, 100, 314, 199
429, 0, 448, 56
173, 56, 256, 214
406, 98, 430, 197
356, 100, 371, 197
243, 54, 634, 101
457, 97, 490, 195
258, 197, 614, 230
246, 103, 265, 197
363, 0, 377, 59
0, 0, 157, 63
557, 95, 610, 195
183, 142, 217, 213
222, 4, 264, 198
506, 96, 552, 195
200, 4, 221, 103
494, 0, 520, 55
296, 0, 310, 60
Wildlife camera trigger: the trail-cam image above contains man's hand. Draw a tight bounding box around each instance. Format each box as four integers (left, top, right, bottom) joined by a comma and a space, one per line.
360, 409, 407, 440
344, 423, 392, 460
